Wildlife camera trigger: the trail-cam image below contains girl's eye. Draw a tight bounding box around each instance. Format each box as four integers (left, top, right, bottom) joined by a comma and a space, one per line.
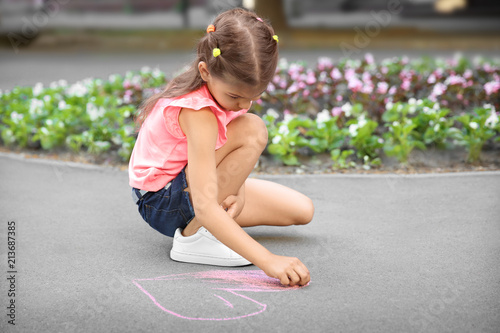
229, 95, 239, 99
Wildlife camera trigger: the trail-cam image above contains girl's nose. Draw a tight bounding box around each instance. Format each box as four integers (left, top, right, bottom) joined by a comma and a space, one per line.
239, 100, 252, 110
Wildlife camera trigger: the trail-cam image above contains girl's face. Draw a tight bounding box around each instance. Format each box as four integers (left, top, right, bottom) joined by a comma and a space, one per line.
199, 62, 266, 112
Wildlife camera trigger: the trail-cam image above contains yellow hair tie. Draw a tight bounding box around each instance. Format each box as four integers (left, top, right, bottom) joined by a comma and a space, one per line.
213, 48, 221, 58
273, 35, 279, 42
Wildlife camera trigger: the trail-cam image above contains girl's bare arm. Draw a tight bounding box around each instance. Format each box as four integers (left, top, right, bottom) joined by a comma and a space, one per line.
178, 107, 310, 286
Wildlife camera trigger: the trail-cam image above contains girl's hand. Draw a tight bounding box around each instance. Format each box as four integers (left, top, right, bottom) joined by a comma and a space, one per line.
221, 194, 244, 219
259, 254, 310, 287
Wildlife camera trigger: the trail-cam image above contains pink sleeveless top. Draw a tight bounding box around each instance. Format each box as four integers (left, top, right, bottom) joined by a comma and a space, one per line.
129, 85, 249, 191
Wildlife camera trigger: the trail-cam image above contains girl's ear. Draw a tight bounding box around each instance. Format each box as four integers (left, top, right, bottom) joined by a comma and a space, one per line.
198, 61, 210, 82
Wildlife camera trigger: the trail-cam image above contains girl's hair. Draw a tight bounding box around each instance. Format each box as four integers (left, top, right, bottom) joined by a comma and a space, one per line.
135, 8, 279, 126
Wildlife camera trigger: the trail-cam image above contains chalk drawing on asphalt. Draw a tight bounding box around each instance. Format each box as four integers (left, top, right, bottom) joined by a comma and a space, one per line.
132, 270, 306, 321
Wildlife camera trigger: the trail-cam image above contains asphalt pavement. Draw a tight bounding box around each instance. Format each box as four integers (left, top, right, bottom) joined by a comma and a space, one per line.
0, 152, 499, 332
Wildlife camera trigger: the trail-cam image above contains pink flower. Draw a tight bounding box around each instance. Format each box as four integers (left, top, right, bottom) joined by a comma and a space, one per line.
347, 76, 363, 93
427, 74, 436, 84
434, 68, 444, 79
431, 82, 447, 96
306, 70, 316, 85
365, 53, 375, 65
381, 66, 388, 74
445, 75, 466, 86
361, 84, 373, 94
377, 82, 389, 94
400, 80, 411, 91
288, 64, 303, 80
283, 109, 291, 116
484, 81, 500, 95
483, 63, 495, 73
362, 71, 372, 82
267, 82, 276, 92
317, 57, 333, 71
344, 68, 356, 81
457, 94, 463, 100
330, 67, 342, 80
388, 86, 397, 95
286, 83, 299, 94
331, 107, 343, 117
303, 89, 310, 97
463, 69, 473, 79
336, 95, 343, 102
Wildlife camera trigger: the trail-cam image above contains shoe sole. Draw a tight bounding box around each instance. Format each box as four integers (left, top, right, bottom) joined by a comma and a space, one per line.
170, 250, 252, 267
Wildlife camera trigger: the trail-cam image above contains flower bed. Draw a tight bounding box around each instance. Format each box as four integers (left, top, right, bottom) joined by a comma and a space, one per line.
0, 54, 499, 170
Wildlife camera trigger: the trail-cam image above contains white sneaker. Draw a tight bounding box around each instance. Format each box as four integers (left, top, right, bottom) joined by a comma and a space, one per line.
170, 227, 252, 267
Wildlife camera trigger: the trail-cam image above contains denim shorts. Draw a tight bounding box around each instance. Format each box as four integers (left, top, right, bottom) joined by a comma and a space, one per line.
132, 167, 195, 237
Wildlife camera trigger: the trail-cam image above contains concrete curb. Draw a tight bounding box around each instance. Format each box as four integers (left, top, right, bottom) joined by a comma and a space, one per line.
2, 150, 499, 178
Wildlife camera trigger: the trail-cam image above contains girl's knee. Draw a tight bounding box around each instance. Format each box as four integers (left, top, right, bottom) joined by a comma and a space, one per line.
295, 197, 314, 225
236, 113, 268, 148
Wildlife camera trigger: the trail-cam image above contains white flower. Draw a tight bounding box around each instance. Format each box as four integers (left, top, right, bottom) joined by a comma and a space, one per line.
29, 98, 44, 115
266, 108, 279, 119
152, 68, 163, 78
43, 95, 51, 102
86, 102, 106, 121
417, 99, 423, 105
392, 121, 400, 127
469, 122, 479, 130
66, 82, 88, 97
433, 124, 440, 132
483, 104, 495, 112
283, 113, 294, 124
141, 66, 151, 73
378, 138, 384, 144
58, 100, 67, 109
10, 111, 23, 122
272, 135, 281, 144
409, 106, 417, 114
278, 124, 289, 135
109, 74, 120, 82
40, 127, 49, 135
33, 82, 44, 96
485, 111, 499, 129
45, 119, 53, 126
433, 102, 440, 110
408, 98, 417, 105
357, 114, 367, 128
385, 102, 394, 111
348, 124, 358, 137
341, 102, 352, 117
58, 79, 68, 87
423, 106, 434, 115
316, 109, 331, 125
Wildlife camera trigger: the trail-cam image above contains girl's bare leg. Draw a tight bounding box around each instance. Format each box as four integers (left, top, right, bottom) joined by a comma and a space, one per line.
183, 113, 270, 235
235, 178, 314, 227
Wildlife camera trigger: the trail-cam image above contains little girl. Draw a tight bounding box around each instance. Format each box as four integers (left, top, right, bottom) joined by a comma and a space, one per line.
129, 8, 314, 286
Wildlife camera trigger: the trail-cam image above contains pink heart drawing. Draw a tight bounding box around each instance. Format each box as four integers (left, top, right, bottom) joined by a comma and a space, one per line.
132, 270, 306, 321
